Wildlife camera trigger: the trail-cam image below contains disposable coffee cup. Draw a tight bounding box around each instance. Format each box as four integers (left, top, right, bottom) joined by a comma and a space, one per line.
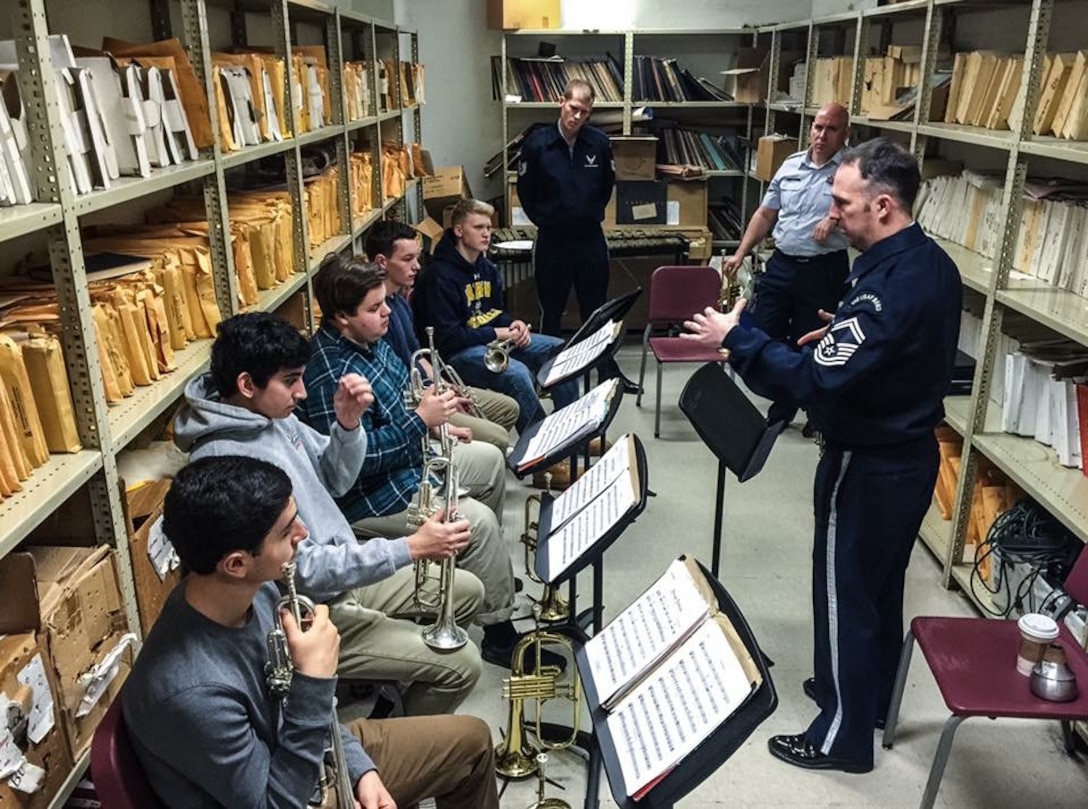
1017, 613, 1059, 676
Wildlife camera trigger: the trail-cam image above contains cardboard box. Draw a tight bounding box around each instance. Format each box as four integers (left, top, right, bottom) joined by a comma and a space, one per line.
486, 0, 560, 30
610, 136, 658, 182
0, 632, 73, 809
667, 181, 708, 227
755, 135, 797, 182
722, 48, 771, 104
422, 165, 472, 222
616, 181, 667, 225
124, 479, 181, 637
413, 216, 445, 254
0, 546, 134, 760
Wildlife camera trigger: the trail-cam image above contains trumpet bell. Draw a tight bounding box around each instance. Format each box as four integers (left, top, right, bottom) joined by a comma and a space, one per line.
421, 621, 469, 650
494, 740, 538, 780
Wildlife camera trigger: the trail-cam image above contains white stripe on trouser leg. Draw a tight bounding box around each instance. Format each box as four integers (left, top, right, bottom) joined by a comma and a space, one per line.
820, 452, 852, 756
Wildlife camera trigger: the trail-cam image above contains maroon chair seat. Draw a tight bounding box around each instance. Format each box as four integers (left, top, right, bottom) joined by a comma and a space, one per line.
636, 265, 727, 437
883, 547, 1088, 809
90, 697, 165, 809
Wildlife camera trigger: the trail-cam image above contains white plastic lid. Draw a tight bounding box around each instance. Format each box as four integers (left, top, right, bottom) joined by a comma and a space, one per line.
1018, 613, 1059, 640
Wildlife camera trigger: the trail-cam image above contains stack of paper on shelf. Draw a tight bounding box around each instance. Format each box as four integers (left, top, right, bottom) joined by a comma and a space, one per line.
350, 150, 375, 222
1035, 50, 1088, 140
378, 59, 395, 111
211, 52, 286, 152
344, 61, 371, 121
306, 166, 342, 250
381, 140, 408, 200
945, 51, 1025, 130
101, 36, 212, 150
0, 70, 32, 205
0, 330, 53, 497
291, 47, 330, 134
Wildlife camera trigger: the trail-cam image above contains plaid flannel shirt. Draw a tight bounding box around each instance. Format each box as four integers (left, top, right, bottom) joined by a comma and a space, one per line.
297, 326, 428, 521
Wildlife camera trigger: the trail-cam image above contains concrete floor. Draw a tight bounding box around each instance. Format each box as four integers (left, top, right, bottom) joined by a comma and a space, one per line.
382, 346, 1088, 808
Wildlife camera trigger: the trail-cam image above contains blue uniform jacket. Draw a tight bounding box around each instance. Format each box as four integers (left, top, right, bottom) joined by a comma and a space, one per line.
724, 223, 962, 447
517, 123, 615, 231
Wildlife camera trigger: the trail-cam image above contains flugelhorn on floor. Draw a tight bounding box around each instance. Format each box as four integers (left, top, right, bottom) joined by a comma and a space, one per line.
495, 605, 581, 779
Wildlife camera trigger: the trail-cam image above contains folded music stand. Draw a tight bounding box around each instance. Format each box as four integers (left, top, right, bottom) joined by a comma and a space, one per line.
679, 363, 786, 578
576, 558, 778, 808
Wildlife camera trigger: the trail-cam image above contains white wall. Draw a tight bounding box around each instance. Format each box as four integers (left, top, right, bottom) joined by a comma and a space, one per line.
810, 0, 877, 17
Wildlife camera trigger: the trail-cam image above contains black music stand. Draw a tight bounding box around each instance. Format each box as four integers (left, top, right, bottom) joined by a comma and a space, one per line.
679, 363, 786, 578
532, 435, 651, 809
566, 288, 643, 348
576, 558, 778, 808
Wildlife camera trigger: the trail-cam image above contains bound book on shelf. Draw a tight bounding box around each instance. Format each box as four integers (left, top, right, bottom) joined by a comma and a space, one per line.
584, 556, 763, 799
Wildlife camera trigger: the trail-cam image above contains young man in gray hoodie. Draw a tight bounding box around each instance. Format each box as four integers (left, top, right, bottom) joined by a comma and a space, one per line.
173, 312, 483, 715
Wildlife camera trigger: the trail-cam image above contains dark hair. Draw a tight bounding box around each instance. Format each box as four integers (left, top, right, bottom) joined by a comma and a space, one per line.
838, 137, 921, 211
210, 312, 311, 399
365, 220, 418, 262
313, 254, 386, 327
163, 456, 292, 575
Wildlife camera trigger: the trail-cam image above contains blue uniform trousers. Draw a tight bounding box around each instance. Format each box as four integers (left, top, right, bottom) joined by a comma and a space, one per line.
806, 434, 939, 766
754, 250, 849, 424
534, 225, 610, 338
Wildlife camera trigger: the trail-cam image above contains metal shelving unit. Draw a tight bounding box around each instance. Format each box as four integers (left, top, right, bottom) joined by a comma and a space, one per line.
0, 1, 424, 805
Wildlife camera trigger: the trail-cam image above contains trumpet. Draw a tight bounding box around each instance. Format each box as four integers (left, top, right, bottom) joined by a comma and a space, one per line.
407, 456, 469, 651
522, 480, 569, 624
495, 605, 581, 780
485, 323, 529, 374
266, 562, 354, 809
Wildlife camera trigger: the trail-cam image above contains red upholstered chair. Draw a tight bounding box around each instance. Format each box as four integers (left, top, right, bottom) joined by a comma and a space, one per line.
636, 265, 728, 437
883, 548, 1088, 809
90, 697, 165, 809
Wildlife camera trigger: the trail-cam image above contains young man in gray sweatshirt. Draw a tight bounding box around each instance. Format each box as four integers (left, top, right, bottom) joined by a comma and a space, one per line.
173, 312, 483, 714
123, 455, 498, 808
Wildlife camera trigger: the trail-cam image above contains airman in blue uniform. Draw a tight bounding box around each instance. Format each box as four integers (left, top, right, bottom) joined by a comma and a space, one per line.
684, 138, 962, 774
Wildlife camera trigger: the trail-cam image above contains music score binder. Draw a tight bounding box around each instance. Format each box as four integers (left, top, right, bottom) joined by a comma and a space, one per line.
538, 318, 624, 388
533, 434, 649, 586
507, 377, 625, 477
576, 557, 778, 808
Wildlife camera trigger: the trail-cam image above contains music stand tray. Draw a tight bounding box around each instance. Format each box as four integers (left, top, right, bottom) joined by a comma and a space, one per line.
576, 559, 779, 808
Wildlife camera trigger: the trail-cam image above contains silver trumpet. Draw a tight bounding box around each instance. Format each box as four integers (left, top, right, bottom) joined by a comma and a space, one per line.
266, 562, 354, 808
485, 325, 529, 374
407, 455, 469, 650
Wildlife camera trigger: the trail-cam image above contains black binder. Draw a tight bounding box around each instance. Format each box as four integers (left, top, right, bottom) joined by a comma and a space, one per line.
576, 558, 778, 807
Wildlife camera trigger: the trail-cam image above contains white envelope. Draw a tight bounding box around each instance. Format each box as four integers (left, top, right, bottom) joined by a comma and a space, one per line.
137, 66, 169, 168
160, 68, 197, 160
118, 64, 152, 176
57, 68, 93, 194
76, 57, 148, 178
222, 66, 260, 146
261, 70, 282, 141
306, 64, 324, 129
0, 72, 33, 204
72, 66, 118, 187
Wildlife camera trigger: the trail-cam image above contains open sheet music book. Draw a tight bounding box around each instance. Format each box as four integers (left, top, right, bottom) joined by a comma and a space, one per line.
544, 451, 640, 579
548, 433, 632, 531
542, 319, 623, 386
517, 378, 617, 472
585, 557, 763, 799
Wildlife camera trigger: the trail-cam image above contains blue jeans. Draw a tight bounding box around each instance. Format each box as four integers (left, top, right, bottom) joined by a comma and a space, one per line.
449, 335, 580, 434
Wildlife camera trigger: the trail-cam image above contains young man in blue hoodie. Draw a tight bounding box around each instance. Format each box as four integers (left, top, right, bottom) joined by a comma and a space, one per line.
414, 198, 580, 435
173, 312, 485, 713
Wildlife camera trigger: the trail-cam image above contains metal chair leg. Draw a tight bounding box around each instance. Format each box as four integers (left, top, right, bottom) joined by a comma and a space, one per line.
919, 715, 964, 809
654, 361, 663, 438
636, 325, 651, 407
882, 628, 915, 750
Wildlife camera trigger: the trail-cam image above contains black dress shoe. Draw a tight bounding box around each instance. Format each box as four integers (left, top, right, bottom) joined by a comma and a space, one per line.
481, 622, 567, 673
801, 420, 819, 439
802, 677, 885, 730
619, 376, 642, 395
767, 734, 872, 773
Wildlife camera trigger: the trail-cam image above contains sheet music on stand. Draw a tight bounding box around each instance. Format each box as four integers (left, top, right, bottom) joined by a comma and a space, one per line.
584, 558, 711, 710
607, 618, 755, 799
518, 379, 616, 472
542, 319, 622, 387
548, 434, 632, 531
546, 469, 638, 579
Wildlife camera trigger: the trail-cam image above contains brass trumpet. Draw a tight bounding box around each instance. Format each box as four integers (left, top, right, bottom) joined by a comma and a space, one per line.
495, 606, 581, 779
266, 563, 354, 809
485, 324, 529, 374
522, 480, 569, 624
